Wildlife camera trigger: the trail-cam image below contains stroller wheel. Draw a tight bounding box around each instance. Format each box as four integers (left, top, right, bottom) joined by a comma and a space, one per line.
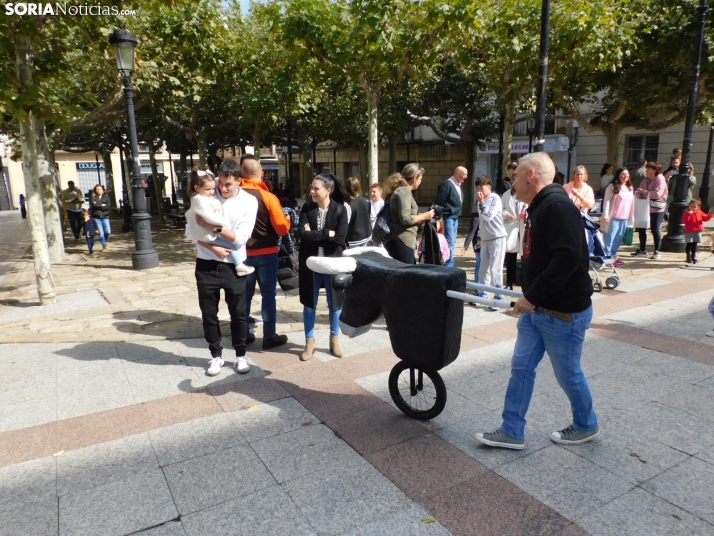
605, 276, 619, 289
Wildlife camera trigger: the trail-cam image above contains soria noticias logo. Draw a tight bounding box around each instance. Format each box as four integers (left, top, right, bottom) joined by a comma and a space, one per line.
4, 3, 137, 16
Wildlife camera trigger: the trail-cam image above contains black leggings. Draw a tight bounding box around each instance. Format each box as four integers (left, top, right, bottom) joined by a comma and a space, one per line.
385, 237, 416, 264
505, 252, 518, 288
686, 242, 699, 257
638, 211, 665, 252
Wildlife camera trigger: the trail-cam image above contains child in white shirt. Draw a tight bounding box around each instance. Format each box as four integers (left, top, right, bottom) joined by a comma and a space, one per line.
185, 169, 254, 276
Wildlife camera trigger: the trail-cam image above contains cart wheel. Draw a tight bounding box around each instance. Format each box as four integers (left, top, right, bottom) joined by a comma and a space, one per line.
605, 276, 619, 289
388, 361, 447, 420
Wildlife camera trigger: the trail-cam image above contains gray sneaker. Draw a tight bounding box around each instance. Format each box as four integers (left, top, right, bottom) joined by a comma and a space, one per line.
474, 429, 524, 450
650, 251, 661, 260
630, 250, 648, 257
550, 425, 600, 445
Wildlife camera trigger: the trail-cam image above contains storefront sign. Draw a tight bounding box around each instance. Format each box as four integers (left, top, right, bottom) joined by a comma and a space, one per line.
76, 162, 105, 170
480, 137, 569, 154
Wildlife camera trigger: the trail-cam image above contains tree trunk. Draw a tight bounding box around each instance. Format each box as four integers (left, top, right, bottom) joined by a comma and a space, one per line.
125, 151, 135, 209
388, 135, 398, 174
179, 151, 189, 210
604, 123, 625, 168
358, 141, 369, 192
35, 119, 64, 263
149, 144, 166, 222
301, 133, 313, 199
15, 32, 55, 303
253, 121, 261, 159
502, 101, 516, 179
101, 147, 116, 208
196, 131, 208, 167
464, 141, 477, 213
366, 89, 379, 188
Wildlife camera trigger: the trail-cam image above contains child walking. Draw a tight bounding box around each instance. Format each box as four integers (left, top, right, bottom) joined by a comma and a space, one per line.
185, 168, 254, 276
82, 208, 99, 254
681, 198, 714, 264
475, 175, 507, 310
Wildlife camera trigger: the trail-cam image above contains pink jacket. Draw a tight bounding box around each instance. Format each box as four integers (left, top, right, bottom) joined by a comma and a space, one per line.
637, 174, 668, 213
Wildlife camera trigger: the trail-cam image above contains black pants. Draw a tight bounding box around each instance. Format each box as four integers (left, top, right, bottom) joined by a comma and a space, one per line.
686, 242, 699, 257
68, 210, 83, 239
385, 237, 416, 264
20, 206, 26, 219
505, 252, 518, 288
195, 258, 248, 358
637, 211, 665, 252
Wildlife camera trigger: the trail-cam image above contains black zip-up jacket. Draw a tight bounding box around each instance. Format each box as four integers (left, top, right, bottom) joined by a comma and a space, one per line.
521, 184, 592, 313
90, 193, 110, 219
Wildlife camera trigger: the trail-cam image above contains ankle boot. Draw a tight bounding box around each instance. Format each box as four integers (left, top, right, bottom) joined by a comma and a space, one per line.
329, 335, 343, 358
301, 337, 315, 361
686, 253, 692, 263
692, 254, 698, 264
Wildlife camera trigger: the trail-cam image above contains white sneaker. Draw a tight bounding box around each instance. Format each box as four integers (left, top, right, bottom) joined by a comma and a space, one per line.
206, 356, 224, 376
706, 330, 714, 338
234, 356, 250, 374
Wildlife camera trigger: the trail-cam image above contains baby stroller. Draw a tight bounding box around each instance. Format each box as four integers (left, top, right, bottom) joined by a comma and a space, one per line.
583, 212, 620, 291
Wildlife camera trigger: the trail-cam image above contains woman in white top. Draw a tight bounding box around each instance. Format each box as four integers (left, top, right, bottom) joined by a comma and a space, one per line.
599, 163, 614, 193
501, 185, 527, 289
601, 167, 635, 263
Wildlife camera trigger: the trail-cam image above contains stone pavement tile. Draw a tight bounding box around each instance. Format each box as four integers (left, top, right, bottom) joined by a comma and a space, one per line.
365, 433, 487, 502
56, 404, 146, 453
137, 390, 223, 431
163, 444, 275, 515
354, 369, 391, 404
57, 433, 158, 497
417, 391, 491, 433
324, 346, 399, 381
495, 445, 634, 520
56, 380, 136, 421
207, 376, 290, 412
351, 323, 394, 351
436, 412, 551, 470
249, 343, 306, 371
132, 520, 187, 536
460, 333, 489, 352
655, 385, 714, 423
642, 457, 714, 525
631, 352, 714, 384
121, 353, 204, 403
322, 402, 429, 455
0, 497, 58, 536
601, 304, 677, 329
0, 394, 57, 433
448, 367, 516, 410
695, 445, 714, 465
59, 468, 177, 536
271, 359, 346, 393
0, 421, 57, 467
553, 524, 589, 536
0, 370, 56, 406
418, 472, 572, 536
283, 461, 411, 535
461, 306, 515, 330
148, 412, 244, 467
251, 423, 363, 484
618, 402, 714, 456
227, 397, 319, 442
467, 317, 519, 344
342, 503, 452, 536
115, 340, 183, 361
577, 487, 712, 536
587, 365, 682, 411
54, 341, 120, 364
613, 277, 672, 294
180, 484, 316, 536
0, 456, 56, 513
284, 380, 384, 423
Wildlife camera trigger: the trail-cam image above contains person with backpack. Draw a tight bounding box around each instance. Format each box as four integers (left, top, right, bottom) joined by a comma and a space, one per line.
435, 166, 467, 266
298, 174, 349, 361
380, 165, 435, 264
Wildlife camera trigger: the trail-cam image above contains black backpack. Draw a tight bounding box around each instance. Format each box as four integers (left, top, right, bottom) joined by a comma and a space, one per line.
277, 241, 299, 291
370, 199, 392, 244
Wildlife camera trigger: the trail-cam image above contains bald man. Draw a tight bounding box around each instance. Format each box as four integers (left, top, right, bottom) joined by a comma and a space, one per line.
475, 152, 599, 450
240, 158, 291, 350
435, 166, 468, 266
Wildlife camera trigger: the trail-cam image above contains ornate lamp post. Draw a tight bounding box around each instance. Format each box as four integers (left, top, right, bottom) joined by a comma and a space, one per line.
533, 0, 551, 153
527, 118, 536, 153
113, 119, 133, 232
404, 130, 413, 162
109, 29, 159, 269
700, 123, 713, 213
186, 132, 194, 169
661, 0, 708, 253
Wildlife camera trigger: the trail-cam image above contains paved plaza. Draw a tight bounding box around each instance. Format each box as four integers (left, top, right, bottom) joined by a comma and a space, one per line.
1, 210, 714, 536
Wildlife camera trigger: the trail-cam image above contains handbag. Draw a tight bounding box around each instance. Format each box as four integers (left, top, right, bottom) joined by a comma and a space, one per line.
650, 199, 667, 209
623, 227, 634, 246
371, 200, 392, 244
634, 197, 651, 229
277, 242, 299, 291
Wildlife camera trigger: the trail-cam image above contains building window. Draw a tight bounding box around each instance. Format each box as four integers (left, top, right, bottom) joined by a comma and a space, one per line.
344, 162, 360, 180
625, 135, 659, 169
419, 144, 447, 159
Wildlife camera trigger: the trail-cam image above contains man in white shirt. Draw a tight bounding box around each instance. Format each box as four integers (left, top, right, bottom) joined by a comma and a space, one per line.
195, 159, 258, 376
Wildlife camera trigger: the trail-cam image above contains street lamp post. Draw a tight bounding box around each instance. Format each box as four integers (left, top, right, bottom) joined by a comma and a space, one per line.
186, 132, 194, 169
114, 119, 132, 232
109, 28, 159, 269
332, 141, 337, 178
533, 0, 551, 153
700, 123, 713, 212
404, 130, 413, 162
661, 0, 708, 253
527, 118, 536, 153
566, 121, 579, 184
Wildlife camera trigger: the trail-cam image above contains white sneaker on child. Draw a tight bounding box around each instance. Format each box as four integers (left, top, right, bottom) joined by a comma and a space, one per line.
706, 330, 714, 338
235, 264, 255, 276
206, 356, 224, 376
234, 356, 250, 374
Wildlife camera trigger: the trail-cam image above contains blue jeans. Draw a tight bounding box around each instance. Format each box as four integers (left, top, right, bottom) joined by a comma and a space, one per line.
474, 250, 481, 283
603, 218, 628, 257
214, 235, 242, 266
86, 236, 95, 253
444, 217, 458, 267
500, 305, 597, 440
244, 253, 279, 339
96, 218, 111, 247
303, 272, 341, 337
